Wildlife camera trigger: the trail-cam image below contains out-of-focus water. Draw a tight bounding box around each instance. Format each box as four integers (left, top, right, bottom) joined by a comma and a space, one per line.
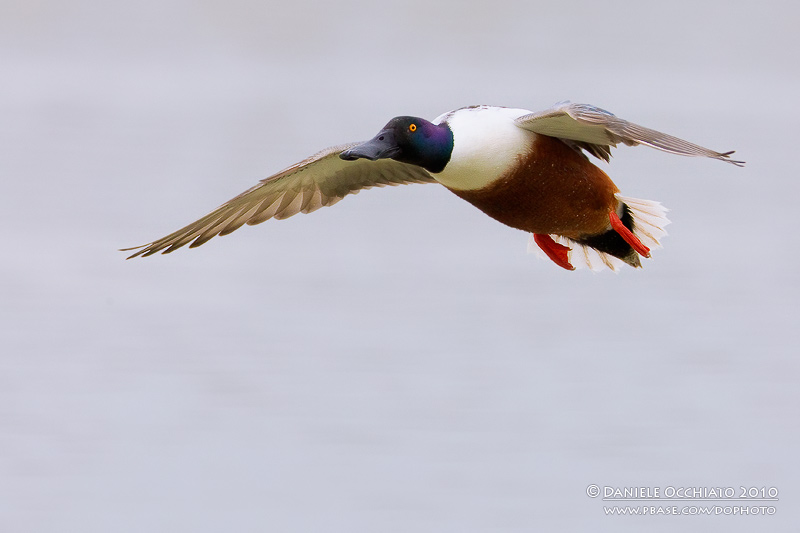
2, 1, 798, 531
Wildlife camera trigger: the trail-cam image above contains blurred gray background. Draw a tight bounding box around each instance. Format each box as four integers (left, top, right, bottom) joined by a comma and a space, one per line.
2, 0, 798, 531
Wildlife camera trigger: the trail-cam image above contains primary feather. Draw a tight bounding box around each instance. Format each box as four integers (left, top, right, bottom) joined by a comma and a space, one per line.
122, 144, 434, 258
515, 101, 744, 165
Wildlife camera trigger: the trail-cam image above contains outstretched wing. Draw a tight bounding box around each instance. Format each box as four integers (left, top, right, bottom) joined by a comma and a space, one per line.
123, 143, 436, 258
515, 101, 744, 166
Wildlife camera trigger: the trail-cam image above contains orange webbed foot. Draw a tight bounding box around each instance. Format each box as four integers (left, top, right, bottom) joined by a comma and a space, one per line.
609, 210, 650, 258
533, 233, 575, 270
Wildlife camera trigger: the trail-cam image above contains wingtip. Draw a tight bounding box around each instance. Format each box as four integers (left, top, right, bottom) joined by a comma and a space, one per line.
119, 245, 150, 260
719, 150, 745, 167
120, 246, 139, 260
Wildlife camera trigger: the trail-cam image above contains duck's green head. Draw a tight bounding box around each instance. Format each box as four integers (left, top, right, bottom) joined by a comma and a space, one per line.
340, 116, 454, 173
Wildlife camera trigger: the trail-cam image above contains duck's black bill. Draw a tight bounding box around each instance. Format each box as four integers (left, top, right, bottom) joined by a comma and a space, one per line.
340, 129, 400, 161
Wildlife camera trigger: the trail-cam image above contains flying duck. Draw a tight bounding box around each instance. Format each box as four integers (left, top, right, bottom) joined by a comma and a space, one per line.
123, 102, 743, 270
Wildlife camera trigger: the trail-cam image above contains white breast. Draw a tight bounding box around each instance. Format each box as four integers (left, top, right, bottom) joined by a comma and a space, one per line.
432, 106, 535, 191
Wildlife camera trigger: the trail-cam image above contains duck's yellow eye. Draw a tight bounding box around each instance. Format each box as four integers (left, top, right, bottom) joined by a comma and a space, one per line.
409, 124, 417, 132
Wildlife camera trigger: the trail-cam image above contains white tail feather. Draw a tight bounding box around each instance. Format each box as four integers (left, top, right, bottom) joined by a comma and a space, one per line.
527, 194, 670, 271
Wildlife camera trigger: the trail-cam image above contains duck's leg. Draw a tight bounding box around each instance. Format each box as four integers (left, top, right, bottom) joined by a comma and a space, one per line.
609, 211, 650, 258
533, 234, 575, 270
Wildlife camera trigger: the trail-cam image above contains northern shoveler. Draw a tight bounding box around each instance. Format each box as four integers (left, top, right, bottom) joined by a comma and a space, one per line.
123, 101, 742, 270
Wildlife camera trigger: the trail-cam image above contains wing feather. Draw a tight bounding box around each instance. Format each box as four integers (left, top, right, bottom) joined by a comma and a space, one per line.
515, 102, 744, 166
122, 143, 436, 258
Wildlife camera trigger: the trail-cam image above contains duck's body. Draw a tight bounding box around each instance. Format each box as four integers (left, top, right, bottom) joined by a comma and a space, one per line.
448, 133, 618, 237
124, 102, 742, 270
432, 106, 534, 192
424, 106, 643, 269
